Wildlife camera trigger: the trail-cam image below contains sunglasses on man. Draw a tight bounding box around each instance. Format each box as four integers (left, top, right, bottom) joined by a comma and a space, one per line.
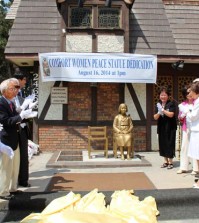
8, 85, 20, 91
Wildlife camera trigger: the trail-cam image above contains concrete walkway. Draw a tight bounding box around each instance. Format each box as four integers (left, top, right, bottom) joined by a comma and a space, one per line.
0, 151, 199, 223
26, 151, 197, 192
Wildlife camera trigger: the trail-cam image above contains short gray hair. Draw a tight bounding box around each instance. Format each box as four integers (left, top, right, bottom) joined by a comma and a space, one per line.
0, 78, 19, 94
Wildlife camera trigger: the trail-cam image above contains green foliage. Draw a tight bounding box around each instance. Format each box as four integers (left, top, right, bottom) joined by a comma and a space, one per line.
0, 0, 14, 83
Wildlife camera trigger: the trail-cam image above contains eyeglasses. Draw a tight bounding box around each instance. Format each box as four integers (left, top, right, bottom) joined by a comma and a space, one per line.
8, 86, 20, 92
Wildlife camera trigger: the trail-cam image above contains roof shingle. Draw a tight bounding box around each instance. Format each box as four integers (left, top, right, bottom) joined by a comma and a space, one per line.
165, 4, 199, 55
5, 0, 61, 54
130, 0, 177, 55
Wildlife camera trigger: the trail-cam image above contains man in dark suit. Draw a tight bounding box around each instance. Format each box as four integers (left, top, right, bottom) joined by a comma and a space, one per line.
13, 72, 31, 187
0, 78, 31, 200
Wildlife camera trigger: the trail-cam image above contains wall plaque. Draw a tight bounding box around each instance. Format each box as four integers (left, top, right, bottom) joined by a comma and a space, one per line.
51, 87, 68, 104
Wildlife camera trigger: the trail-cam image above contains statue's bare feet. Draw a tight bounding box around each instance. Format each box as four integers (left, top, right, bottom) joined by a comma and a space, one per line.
127, 154, 131, 160
121, 155, 125, 160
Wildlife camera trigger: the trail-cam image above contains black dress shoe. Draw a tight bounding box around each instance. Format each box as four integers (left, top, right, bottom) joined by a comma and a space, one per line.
0, 194, 15, 200
18, 183, 31, 187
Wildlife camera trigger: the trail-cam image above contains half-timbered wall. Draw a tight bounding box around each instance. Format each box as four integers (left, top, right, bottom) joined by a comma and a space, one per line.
38, 81, 147, 151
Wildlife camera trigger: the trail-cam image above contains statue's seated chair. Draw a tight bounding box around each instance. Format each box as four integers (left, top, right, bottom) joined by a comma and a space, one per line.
88, 126, 108, 159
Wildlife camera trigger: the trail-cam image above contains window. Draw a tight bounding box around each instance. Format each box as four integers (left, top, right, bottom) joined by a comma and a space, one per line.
98, 8, 120, 28
70, 7, 92, 28
69, 6, 121, 29
65, 2, 127, 53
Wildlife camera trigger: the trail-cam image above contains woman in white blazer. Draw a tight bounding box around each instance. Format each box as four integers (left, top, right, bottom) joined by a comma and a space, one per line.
186, 82, 199, 188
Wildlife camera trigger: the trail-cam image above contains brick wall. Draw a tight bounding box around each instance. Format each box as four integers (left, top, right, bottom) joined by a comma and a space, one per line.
39, 125, 146, 152
68, 83, 91, 121
133, 126, 146, 151
39, 126, 88, 151
97, 83, 120, 120
67, 83, 120, 121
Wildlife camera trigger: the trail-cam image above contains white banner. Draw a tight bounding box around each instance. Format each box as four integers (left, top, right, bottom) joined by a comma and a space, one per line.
39, 52, 157, 83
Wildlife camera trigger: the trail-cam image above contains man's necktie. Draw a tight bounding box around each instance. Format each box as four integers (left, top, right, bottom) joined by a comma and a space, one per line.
9, 102, 14, 112
9, 103, 13, 111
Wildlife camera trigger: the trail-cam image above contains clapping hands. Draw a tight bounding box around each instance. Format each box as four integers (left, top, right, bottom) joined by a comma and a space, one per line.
178, 104, 189, 118
20, 109, 38, 120
20, 109, 33, 120
157, 103, 164, 116
19, 93, 38, 120
20, 94, 38, 111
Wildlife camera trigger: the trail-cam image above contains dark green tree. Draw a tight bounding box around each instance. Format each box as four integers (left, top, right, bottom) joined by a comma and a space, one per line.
0, 0, 14, 82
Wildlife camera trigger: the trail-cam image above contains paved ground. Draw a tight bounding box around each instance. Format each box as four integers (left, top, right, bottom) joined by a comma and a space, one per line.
26, 151, 198, 191
0, 151, 199, 223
